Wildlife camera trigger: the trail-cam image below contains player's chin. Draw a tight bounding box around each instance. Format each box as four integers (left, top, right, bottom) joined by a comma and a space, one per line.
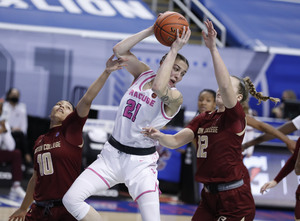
168, 82, 175, 88
200, 107, 207, 113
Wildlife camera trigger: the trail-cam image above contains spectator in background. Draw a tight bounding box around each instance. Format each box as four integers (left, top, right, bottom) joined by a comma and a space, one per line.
272, 89, 297, 119
2, 88, 32, 169
0, 100, 26, 199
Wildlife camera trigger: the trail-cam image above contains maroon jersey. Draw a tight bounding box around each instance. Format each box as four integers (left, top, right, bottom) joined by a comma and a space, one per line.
33, 110, 87, 201
274, 137, 300, 185
186, 102, 247, 183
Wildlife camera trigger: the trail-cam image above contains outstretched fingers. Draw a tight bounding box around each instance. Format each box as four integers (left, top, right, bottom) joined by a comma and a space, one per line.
106, 55, 128, 72
203, 20, 217, 37
178, 26, 191, 43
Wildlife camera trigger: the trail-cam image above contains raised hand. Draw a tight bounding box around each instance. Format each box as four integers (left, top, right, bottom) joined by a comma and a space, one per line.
171, 26, 191, 52
105, 54, 127, 73
202, 20, 217, 50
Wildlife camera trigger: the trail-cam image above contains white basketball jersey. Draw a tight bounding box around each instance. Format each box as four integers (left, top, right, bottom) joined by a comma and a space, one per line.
112, 70, 180, 148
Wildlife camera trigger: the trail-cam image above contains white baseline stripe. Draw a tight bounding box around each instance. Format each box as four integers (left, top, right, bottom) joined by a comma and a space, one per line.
0, 22, 158, 43
0, 197, 21, 207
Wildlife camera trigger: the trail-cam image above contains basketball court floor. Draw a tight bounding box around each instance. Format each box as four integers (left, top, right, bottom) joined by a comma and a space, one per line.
0, 186, 295, 221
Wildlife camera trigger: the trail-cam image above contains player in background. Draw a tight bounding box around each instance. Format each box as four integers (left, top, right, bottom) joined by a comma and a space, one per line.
196, 89, 217, 115
196, 89, 294, 157
244, 114, 300, 220
242, 115, 299, 153
260, 136, 300, 220
9, 55, 126, 221
142, 20, 279, 220
63, 24, 191, 221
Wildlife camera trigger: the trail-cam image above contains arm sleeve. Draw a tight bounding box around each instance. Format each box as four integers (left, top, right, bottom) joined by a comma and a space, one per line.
225, 102, 246, 134
274, 144, 299, 183
62, 109, 88, 146
186, 114, 202, 137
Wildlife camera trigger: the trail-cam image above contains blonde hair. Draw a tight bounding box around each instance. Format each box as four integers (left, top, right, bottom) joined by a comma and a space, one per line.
231, 76, 280, 105
243, 76, 280, 105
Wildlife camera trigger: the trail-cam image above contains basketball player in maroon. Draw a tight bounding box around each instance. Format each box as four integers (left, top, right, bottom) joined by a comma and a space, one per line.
9, 55, 126, 221
260, 138, 300, 220
143, 20, 279, 220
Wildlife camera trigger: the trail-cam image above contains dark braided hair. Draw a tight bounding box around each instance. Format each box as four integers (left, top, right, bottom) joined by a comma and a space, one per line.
232, 76, 280, 105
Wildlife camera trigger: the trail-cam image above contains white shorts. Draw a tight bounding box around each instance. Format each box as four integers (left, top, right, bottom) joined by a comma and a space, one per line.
87, 142, 160, 200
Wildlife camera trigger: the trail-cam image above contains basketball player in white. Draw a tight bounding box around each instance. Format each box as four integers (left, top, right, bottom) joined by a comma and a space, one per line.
63, 25, 191, 220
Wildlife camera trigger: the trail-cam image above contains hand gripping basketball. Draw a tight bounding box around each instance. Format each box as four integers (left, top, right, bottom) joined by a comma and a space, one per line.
154, 11, 189, 47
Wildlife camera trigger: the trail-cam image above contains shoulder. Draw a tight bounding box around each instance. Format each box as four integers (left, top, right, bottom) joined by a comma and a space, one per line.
226, 102, 245, 116
34, 134, 46, 147
132, 70, 155, 85
17, 103, 27, 112
18, 102, 26, 108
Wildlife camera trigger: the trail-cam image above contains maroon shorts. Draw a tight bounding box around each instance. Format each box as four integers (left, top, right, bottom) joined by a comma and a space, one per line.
25, 203, 76, 221
192, 179, 255, 221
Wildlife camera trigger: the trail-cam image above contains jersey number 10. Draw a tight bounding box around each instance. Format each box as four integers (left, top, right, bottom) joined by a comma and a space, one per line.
37, 152, 54, 176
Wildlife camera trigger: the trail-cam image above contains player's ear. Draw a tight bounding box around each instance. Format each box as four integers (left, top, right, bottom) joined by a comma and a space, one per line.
237, 94, 243, 102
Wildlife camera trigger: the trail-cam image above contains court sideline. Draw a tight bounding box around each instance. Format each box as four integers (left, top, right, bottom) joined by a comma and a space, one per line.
0, 186, 295, 221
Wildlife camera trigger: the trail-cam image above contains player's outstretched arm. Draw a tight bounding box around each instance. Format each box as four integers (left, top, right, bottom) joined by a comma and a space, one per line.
242, 119, 297, 153
76, 55, 126, 118
113, 26, 154, 78
244, 115, 296, 152
202, 20, 236, 109
142, 127, 194, 149
9, 171, 37, 221
152, 27, 191, 111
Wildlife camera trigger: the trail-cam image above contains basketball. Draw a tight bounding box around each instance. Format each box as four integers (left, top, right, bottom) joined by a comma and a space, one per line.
154, 11, 189, 47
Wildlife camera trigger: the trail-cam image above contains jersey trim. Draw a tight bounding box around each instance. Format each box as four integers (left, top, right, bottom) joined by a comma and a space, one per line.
139, 75, 155, 91
161, 102, 172, 120
86, 167, 110, 188
131, 70, 153, 86
134, 182, 160, 201
236, 117, 247, 136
